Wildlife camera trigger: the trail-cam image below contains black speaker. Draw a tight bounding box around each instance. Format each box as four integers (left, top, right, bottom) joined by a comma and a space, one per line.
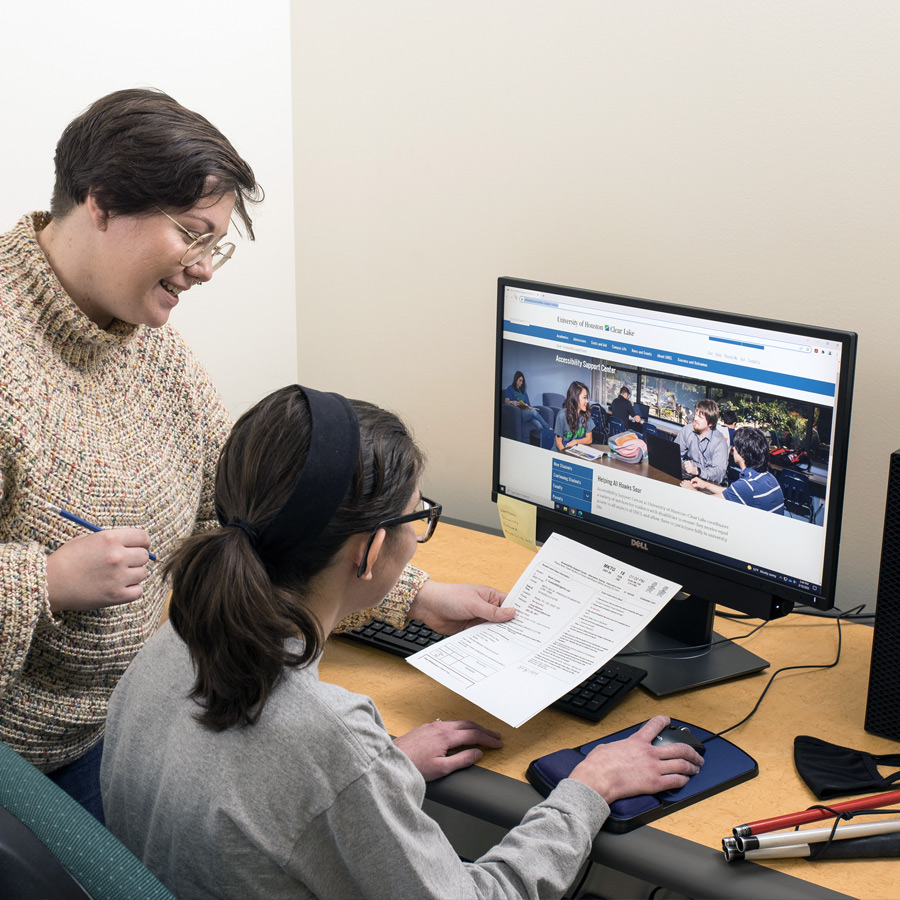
865, 449, 900, 741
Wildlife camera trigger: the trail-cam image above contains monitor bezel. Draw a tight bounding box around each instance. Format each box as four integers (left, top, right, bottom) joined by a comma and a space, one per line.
492, 276, 857, 615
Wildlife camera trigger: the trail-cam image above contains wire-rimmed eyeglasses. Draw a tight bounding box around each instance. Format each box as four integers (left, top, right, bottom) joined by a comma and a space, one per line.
156, 207, 235, 271
356, 496, 442, 578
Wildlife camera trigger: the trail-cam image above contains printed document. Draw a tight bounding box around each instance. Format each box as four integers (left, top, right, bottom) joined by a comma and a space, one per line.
563, 444, 606, 461
408, 532, 680, 727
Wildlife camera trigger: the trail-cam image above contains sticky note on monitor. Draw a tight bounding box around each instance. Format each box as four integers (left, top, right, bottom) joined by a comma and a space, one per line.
496, 494, 538, 552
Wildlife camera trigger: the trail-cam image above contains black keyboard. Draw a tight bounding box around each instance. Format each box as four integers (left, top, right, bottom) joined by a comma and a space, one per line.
340, 618, 647, 723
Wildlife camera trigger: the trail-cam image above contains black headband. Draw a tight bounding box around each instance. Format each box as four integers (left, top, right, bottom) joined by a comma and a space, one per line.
219, 386, 360, 561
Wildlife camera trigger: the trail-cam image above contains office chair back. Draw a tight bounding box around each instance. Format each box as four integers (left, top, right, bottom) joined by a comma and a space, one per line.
500, 400, 524, 442
542, 392, 565, 409
0, 740, 175, 900
642, 422, 658, 438
608, 415, 626, 437
588, 405, 607, 444
780, 468, 814, 521
0, 805, 91, 900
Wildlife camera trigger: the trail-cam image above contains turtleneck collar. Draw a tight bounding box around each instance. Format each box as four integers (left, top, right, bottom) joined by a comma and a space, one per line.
1, 212, 140, 369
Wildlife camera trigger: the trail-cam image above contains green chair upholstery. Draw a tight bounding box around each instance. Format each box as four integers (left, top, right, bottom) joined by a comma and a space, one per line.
0, 740, 174, 900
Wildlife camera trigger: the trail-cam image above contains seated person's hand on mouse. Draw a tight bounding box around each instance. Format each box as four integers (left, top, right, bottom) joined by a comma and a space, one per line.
568, 715, 704, 804
651, 723, 706, 756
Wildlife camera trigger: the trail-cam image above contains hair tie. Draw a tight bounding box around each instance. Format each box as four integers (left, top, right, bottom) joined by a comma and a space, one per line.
214, 386, 360, 563
225, 518, 259, 546
254, 387, 360, 559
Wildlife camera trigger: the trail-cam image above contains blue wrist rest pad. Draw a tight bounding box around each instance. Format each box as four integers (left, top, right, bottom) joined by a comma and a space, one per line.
526, 719, 758, 833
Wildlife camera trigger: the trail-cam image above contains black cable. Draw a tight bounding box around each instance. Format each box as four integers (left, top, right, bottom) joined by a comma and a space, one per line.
704, 604, 864, 743
793, 606, 874, 622
618, 600, 871, 662
617, 619, 769, 659
802, 807, 899, 860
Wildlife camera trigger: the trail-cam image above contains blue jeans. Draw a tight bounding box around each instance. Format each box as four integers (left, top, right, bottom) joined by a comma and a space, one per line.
47, 739, 105, 824
522, 408, 551, 432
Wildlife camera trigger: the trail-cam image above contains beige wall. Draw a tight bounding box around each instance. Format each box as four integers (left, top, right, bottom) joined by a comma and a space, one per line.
292, 1, 899, 610
0, 3, 891, 612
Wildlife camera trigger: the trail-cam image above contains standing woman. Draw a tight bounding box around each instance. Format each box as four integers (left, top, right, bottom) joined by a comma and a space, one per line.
0, 88, 259, 821
0, 89, 507, 821
101, 385, 702, 900
554, 380, 593, 451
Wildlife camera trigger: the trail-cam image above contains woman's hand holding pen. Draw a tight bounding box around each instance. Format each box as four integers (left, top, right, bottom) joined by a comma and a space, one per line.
45, 529, 153, 612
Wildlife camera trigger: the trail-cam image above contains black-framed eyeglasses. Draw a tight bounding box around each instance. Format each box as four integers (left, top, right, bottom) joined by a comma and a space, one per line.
356, 496, 442, 578
156, 207, 236, 271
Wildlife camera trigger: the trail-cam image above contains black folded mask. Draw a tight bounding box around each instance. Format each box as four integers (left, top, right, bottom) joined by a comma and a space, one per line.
794, 735, 900, 800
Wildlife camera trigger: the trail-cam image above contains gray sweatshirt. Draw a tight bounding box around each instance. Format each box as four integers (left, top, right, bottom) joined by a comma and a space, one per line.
101, 622, 609, 899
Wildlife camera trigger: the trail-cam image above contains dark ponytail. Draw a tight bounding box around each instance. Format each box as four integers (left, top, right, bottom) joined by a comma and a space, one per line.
166, 386, 423, 731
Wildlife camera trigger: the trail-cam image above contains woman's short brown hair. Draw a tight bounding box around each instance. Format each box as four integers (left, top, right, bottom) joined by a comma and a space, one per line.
50, 88, 263, 237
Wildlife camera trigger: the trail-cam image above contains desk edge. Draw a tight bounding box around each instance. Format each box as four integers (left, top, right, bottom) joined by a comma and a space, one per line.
425, 764, 855, 900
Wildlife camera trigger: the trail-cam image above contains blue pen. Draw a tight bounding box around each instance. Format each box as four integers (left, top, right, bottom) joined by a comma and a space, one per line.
45, 502, 157, 561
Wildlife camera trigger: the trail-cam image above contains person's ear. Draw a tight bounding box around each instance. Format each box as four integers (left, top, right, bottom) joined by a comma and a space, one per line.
85, 192, 109, 231
356, 529, 386, 581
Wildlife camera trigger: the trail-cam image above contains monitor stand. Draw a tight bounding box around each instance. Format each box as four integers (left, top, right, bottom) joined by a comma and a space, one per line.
615, 592, 768, 696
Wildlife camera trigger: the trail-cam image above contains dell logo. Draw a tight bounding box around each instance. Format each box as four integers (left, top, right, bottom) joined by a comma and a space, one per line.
631, 539, 649, 551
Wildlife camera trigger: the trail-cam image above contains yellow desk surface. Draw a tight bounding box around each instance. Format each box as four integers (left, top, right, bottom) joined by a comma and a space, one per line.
321, 523, 895, 900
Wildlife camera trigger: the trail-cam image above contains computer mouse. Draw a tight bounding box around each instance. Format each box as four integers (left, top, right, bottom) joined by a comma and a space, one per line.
651, 723, 707, 757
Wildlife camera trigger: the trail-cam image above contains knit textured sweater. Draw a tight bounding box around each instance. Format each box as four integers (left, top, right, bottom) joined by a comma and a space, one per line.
0, 213, 235, 771
0, 213, 424, 772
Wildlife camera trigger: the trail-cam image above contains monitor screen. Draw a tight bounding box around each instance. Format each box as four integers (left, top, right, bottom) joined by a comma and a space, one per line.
493, 277, 857, 693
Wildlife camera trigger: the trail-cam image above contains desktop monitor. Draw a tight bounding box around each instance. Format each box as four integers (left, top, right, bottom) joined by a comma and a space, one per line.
493, 277, 856, 694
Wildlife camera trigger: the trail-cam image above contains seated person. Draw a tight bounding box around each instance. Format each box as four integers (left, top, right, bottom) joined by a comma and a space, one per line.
718, 408, 737, 446
555, 380, 595, 451
610, 384, 642, 425
675, 398, 729, 484
100, 385, 702, 900
504, 369, 551, 432
683, 426, 785, 515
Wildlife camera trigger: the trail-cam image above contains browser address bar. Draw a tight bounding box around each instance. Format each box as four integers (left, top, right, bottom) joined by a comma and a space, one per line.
519, 295, 811, 355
